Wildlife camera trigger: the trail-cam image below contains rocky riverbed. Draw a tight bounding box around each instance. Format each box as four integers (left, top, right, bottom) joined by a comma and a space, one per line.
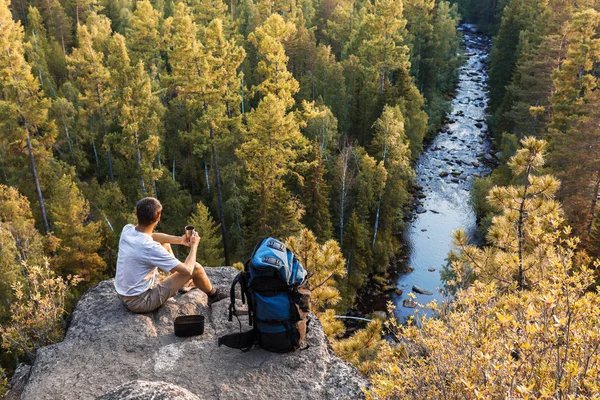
392, 24, 494, 321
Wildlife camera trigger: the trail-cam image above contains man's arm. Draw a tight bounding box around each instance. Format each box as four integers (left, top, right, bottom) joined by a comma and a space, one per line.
152, 232, 188, 246
171, 233, 199, 276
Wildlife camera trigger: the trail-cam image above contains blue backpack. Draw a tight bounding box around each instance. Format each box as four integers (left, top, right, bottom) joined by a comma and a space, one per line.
218, 237, 311, 353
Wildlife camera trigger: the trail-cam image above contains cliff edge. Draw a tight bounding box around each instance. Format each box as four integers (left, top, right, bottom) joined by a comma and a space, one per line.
14, 267, 368, 399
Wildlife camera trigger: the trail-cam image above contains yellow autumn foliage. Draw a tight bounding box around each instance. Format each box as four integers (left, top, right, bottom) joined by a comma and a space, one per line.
360, 138, 600, 399
0, 259, 81, 364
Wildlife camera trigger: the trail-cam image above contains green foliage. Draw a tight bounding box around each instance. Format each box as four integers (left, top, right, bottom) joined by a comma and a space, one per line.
452, 0, 509, 34
188, 201, 224, 266
286, 228, 346, 311
0, 0, 477, 381
47, 174, 106, 284
488, 1, 600, 254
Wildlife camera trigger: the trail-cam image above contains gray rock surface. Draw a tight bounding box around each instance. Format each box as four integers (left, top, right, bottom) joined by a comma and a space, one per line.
20, 267, 369, 400
4, 363, 31, 400
97, 380, 201, 400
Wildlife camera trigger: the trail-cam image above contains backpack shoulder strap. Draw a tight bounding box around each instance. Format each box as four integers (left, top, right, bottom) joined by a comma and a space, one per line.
228, 271, 252, 324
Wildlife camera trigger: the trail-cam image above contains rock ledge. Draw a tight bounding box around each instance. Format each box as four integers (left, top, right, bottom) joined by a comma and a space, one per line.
19, 267, 368, 399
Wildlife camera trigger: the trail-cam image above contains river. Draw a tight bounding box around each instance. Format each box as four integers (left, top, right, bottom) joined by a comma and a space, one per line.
392, 25, 494, 321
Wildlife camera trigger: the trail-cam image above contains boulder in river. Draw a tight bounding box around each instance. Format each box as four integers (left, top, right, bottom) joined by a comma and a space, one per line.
395, 289, 403, 296
399, 265, 415, 274
474, 122, 483, 128
402, 299, 417, 308
439, 171, 449, 177
412, 286, 433, 295
427, 268, 436, 272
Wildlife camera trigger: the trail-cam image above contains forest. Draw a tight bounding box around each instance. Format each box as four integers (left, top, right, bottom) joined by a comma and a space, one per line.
1, 0, 600, 397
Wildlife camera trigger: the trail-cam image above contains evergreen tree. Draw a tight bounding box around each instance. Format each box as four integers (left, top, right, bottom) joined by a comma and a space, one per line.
286, 228, 346, 311
199, 18, 245, 265
33, 0, 72, 55
125, 0, 163, 79
354, 0, 409, 95
108, 33, 164, 199
47, 173, 106, 283
300, 142, 334, 241
238, 93, 308, 243
0, 0, 55, 234
188, 201, 224, 266
248, 14, 299, 107
488, 0, 543, 112
370, 105, 413, 253
548, 8, 600, 244
67, 14, 116, 183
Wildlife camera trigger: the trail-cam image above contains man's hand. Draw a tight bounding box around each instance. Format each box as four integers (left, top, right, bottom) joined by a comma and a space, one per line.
180, 233, 191, 247
189, 232, 200, 248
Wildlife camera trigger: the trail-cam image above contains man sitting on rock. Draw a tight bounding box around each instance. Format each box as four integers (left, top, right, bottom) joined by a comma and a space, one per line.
115, 197, 227, 313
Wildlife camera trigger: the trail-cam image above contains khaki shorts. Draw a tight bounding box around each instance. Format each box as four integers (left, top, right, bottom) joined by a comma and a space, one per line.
118, 279, 179, 313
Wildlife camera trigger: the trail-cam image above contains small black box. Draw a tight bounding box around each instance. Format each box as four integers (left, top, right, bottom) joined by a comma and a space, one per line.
174, 315, 205, 337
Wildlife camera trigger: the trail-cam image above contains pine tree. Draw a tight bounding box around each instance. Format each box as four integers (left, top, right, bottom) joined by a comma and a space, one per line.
548, 9, 600, 244
188, 201, 224, 266
355, 0, 410, 95
370, 105, 413, 252
248, 14, 299, 107
300, 100, 340, 157
107, 33, 164, 199
488, 0, 543, 112
125, 0, 163, 79
163, 2, 206, 203
238, 93, 308, 243
239, 14, 308, 245
48, 174, 106, 283
33, 0, 73, 55
0, 0, 55, 234
285, 228, 346, 311
300, 142, 334, 241
67, 14, 116, 183
199, 18, 245, 265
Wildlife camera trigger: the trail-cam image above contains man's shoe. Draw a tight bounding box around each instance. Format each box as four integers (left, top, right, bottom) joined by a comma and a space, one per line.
207, 288, 228, 305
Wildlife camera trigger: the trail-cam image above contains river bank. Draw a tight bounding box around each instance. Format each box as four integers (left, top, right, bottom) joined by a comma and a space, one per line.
346, 24, 495, 327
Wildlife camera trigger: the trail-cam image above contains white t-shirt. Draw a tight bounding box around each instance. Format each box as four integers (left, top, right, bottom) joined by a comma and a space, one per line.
114, 224, 181, 296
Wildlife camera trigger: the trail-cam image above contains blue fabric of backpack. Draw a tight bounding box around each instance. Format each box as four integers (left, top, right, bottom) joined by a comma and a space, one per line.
219, 237, 311, 353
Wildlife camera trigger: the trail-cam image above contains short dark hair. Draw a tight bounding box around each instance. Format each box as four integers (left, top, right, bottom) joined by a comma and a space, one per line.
136, 197, 162, 226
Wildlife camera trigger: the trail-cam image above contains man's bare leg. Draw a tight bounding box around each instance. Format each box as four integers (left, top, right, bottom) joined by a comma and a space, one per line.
161, 243, 213, 293
191, 263, 213, 293
160, 243, 194, 290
